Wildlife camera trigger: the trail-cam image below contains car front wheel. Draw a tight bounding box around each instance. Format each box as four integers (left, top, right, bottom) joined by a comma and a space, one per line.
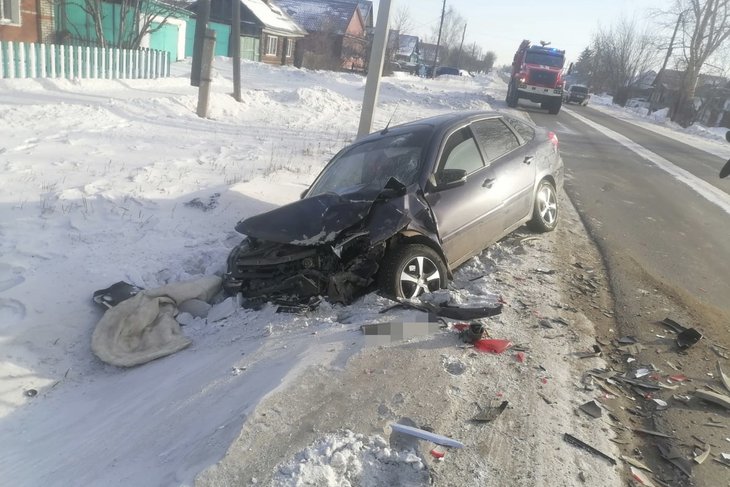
379, 244, 447, 299
528, 180, 559, 232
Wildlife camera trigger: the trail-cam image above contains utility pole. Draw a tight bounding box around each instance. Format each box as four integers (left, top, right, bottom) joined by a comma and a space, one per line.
197, 29, 216, 118
456, 23, 466, 70
649, 11, 683, 115
356, 0, 393, 138
191, 0, 211, 87
232, 0, 242, 101
431, 0, 446, 78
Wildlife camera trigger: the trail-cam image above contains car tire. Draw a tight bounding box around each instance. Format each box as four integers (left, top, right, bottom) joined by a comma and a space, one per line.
379, 244, 447, 299
528, 180, 559, 232
548, 98, 562, 115
506, 81, 518, 108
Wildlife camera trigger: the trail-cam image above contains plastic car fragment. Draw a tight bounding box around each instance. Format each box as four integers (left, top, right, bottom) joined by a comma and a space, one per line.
563, 433, 616, 465
389, 423, 464, 448
472, 401, 508, 422
92, 281, 144, 309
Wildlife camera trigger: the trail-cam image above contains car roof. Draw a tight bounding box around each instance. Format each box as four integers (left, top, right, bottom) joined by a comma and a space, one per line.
359, 111, 511, 141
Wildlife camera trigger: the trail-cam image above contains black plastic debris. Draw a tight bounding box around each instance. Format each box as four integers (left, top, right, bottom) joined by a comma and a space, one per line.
24, 389, 38, 398
579, 400, 603, 419
660, 318, 703, 349
677, 328, 702, 349
615, 376, 662, 391
633, 427, 674, 439
657, 442, 693, 477
563, 433, 617, 465
472, 400, 508, 422
459, 322, 485, 344
617, 336, 638, 345
576, 345, 602, 359
380, 300, 503, 320
92, 281, 144, 309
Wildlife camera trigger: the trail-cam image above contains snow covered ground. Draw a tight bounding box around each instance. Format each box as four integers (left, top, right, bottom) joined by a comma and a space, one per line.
1, 60, 726, 486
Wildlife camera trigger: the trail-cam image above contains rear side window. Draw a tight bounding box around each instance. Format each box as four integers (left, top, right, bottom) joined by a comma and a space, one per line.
440, 127, 484, 174
471, 119, 520, 161
506, 118, 535, 144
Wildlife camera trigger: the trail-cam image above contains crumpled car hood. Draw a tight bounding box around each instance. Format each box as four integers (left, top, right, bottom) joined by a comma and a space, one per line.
235, 181, 407, 246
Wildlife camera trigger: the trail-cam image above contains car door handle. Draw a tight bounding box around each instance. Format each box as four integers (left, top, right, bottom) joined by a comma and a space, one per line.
482, 177, 495, 188
523, 156, 534, 165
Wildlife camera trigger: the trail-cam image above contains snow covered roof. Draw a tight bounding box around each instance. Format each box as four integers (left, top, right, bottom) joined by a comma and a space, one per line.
357, 0, 373, 27
397, 35, 418, 57
276, 0, 361, 35
242, 0, 307, 37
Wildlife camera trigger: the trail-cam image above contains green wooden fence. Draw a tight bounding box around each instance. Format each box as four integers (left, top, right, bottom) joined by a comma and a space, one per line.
0, 41, 171, 80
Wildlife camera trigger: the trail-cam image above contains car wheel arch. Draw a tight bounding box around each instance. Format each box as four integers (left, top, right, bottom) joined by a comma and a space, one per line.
385, 232, 453, 280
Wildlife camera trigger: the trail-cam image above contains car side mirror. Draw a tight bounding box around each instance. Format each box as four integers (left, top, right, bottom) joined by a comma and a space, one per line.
437, 168, 467, 189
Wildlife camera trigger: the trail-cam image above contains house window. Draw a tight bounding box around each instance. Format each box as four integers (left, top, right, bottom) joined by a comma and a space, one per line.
286, 39, 294, 58
0, 0, 20, 25
266, 35, 278, 56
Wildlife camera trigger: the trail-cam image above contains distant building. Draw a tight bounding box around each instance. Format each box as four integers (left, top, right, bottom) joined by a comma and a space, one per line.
199, 0, 306, 64
277, 0, 369, 71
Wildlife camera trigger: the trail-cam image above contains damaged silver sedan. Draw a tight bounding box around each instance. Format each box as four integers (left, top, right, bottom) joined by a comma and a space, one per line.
223, 111, 563, 304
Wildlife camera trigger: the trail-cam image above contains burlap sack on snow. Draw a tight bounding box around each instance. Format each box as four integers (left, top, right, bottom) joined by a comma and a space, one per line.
91, 276, 222, 367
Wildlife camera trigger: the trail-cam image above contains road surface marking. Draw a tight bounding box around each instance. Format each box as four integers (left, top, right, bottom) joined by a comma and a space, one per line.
563, 107, 730, 216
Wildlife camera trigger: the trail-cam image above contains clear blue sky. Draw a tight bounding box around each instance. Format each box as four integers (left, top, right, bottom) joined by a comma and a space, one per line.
372, 0, 669, 65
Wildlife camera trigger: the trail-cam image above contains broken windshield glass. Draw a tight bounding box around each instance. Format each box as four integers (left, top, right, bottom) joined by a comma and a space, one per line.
308, 128, 431, 196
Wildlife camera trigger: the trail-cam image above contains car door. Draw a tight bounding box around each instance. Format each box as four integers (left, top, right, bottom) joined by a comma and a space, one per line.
470, 117, 536, 235
424, 125, 497, 266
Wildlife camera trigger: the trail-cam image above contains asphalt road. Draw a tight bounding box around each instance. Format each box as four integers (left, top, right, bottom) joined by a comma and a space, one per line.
526, 103, 730, 320
523, 101, 730, 486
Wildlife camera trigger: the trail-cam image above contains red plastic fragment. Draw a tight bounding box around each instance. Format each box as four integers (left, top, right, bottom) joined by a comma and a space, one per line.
474, 339, 512, 354
452, 323, 469, 331
669, 374, 688, 382
540, 377, 548, 384
515, 351, 526, 363
430, 448, 445, 459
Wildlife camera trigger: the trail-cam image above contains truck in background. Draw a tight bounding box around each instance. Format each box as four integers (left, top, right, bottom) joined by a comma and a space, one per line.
506, 40, 566, 114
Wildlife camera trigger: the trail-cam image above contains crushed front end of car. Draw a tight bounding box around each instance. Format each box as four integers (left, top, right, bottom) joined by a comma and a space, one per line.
223, 179, 434, 305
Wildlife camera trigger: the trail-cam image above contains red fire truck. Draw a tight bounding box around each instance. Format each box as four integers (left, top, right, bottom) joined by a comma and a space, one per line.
506, 40, 566, 115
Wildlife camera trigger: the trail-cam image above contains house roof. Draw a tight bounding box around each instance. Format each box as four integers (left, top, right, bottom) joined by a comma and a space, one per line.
357, 1, 373, 27
397, 34, 418, 57
242, 0, 307, 37
420, 42, 440, 63
276, 0, 362, 35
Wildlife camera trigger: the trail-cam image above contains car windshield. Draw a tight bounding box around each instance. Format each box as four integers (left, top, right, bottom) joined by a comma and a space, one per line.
308, 128, 431, 196
572, 86, 588, 94
525, 52, 565, 68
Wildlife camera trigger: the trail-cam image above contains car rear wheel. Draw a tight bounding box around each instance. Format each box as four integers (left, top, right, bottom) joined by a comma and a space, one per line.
506, 81, 518, 108
528, 180, 559, 232
379, 244, 447, 299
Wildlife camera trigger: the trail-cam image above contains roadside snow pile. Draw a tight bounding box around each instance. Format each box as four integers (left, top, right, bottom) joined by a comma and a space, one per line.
273, 430, 429, 487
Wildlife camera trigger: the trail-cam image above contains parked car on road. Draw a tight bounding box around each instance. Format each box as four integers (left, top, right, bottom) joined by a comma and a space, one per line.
435, 66, 461, 77
563, 84, 590, 105
224, 112, 564, 303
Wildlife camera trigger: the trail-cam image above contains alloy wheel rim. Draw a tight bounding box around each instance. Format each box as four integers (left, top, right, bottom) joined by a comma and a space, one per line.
538, 185, 557, 225
399, 256, 441, 299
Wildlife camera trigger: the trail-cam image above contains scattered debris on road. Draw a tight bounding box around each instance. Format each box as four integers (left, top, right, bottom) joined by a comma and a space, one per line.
563, 433, 617, 465
389, 423, 464, 449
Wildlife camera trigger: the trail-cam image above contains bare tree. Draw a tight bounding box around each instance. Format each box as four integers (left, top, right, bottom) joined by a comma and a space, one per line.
391, 4, 414, 34
58, 0, 181, 49
669, 0, 730, 125
588, 17, 659, 102
430, 6, 466, 66
483, 51, 496, 72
